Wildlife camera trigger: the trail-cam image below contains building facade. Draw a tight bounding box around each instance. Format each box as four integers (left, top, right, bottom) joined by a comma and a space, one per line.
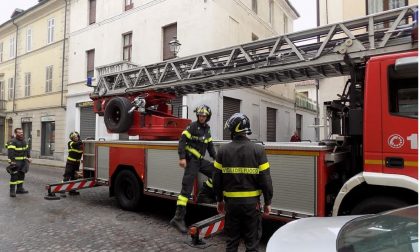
66, 0, 317, 143
0, 0, 68, 159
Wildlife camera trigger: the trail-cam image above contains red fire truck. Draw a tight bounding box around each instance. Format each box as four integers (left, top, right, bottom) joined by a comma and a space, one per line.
46, 5, 418, 228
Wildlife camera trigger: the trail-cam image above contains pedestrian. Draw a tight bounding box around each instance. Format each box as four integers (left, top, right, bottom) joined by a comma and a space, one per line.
290, 130, 301, 142
170, 104, 217, 233
213, 113, 273, 252
7, 128, 31, 197
61, 131, 83, 197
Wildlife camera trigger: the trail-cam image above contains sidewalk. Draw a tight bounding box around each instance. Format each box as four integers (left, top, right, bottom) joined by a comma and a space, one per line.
0, 154, 65, 168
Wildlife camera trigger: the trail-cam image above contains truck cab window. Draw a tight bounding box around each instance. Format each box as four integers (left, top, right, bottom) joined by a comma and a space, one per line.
388, 65, 418, 118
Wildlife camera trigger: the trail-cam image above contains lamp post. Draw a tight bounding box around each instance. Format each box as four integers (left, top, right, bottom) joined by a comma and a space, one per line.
169, 36, 181, 58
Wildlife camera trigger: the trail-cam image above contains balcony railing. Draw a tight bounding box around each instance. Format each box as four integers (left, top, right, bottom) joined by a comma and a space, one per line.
295, 93, 317, 111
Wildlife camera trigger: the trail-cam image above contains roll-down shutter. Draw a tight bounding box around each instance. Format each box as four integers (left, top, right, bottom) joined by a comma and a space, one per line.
80, 106, 96, 140
223, 97, 241, 140
267, 107, 277, 141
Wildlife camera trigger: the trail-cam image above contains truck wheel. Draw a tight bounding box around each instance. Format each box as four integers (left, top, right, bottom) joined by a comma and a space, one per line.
350, 196, 409, 214
115, 170, 143, 211
104, 97, 133, 133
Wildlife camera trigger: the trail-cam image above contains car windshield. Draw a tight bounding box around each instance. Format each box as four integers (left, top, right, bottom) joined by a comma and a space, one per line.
337, 205, 418, 252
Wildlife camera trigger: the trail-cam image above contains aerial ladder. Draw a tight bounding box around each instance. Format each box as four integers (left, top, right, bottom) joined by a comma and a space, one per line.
46, 5, 417, 246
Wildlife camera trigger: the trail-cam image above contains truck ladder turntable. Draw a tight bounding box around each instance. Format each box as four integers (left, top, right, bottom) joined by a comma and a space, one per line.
92, 5, 417, 99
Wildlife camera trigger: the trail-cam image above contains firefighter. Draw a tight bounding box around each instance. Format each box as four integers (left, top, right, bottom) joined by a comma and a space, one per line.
7, 128, 31, 197
170, 104, 217, 233
61, 131, 83, 197
213, 113, 273, 252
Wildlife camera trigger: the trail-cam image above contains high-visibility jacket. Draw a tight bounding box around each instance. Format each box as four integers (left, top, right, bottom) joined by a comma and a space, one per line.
67, 140, 83, 163
178, 121, 216, 160
213, 135, 273, 205
8, 138, 30, 163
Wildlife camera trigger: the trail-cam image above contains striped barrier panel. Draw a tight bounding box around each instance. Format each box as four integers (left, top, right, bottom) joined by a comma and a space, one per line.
189, 214, 225, 246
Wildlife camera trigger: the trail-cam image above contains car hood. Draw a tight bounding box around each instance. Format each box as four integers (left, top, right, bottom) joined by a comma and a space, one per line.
266, 215, 360, 252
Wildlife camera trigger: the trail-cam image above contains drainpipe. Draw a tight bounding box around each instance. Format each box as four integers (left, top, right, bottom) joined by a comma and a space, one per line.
316, 0, 320, 141
12, 19, 18, 114
60, 0, 68, 109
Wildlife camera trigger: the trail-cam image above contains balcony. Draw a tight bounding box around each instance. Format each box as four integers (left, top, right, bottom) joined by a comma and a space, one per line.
295, 93, 317, 112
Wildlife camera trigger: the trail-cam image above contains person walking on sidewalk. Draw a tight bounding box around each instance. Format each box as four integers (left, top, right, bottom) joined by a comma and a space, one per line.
7, 128, 31, 197
61, 131, 83, 197
213, 113, 273, 252
170, 104, 217, 233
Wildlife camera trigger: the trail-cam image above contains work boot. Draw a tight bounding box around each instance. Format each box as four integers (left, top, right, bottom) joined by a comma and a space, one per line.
60, 192, 67, 198
170, 206, 188, 233
9, 184, 16, 198
197, 182, 216, 204
16, 183, 29, 194
69, 190, 80, 196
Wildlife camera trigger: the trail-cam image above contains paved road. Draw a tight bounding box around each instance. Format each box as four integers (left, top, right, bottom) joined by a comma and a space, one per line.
0, 163, 282, 251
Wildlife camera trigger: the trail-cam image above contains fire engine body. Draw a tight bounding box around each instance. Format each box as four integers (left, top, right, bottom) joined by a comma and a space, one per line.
46, 6, 418, 220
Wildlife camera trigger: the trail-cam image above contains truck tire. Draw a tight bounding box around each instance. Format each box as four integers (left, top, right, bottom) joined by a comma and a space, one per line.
350, 196, 409, 215
115, 170, 143, 211
104, 97, 133, 133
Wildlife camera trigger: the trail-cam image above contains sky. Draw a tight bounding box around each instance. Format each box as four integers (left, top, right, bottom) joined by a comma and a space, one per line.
0, 0, 317, 31
289, 0, 318, 32
0, 0, 39, 24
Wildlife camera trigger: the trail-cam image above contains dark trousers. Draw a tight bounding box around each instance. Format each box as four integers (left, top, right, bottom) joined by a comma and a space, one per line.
224, 202, 262, 252
179, 158, 213, 199
63, 162, 80, 181
10, 171, 25, 185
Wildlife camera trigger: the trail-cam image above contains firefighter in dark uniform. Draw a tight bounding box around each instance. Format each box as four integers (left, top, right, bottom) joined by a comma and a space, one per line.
170, 104, 217, 233
213, 113, 273, 252
7, 128, 31, 197
61, 131, 83, 197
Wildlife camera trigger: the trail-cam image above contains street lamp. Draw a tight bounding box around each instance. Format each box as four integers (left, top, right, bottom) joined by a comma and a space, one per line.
169, 36, 181, 58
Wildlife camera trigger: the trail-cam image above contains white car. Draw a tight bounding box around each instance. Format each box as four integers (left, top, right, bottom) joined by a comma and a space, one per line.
267, 205, 418, 252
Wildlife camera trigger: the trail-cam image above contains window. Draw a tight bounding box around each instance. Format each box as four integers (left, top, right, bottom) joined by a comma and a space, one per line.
367, 0, 407, 14
125, 0, 133, 11
8, 78, 14, 100
269, 0, 274, 24
267, 107, 277, 141
123, 32, 132, 61
388, 64, 418, 118
163, 23, 177, 60
283, 14, 288, 33
26, 28, 32, 52
0, 81, 3, 100
0, 42, 3, 62
296, 113, 302, 139
87, 49, 95, 78
367, 0, 407, 27
24, 73, 31, 97
47, 18, 55, 44
9, 36, 15, 58
45, 65, 53, 92
252, 0, 258, 13
89, 0, 96, 25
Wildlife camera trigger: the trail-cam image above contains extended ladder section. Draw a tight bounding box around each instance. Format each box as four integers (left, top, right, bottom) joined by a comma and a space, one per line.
91, 5, 417, 98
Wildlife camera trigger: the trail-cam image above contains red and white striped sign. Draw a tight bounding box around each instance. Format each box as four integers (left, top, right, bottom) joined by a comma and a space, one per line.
198, 218, 224, 239
50, 179, 97, 193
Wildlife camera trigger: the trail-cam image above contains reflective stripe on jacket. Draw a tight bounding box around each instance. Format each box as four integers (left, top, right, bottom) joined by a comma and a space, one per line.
178, 121, 216, 160
8, 138, 30, 162
67, 140, 83, 163
213, 135, 273, 205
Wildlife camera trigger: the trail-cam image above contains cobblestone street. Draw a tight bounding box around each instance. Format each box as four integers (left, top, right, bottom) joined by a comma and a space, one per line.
0, 162, 280, 251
